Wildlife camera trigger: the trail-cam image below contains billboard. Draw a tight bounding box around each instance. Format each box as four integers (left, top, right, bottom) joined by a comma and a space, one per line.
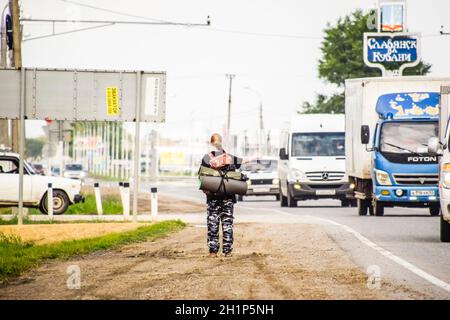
0, 68, 166, 122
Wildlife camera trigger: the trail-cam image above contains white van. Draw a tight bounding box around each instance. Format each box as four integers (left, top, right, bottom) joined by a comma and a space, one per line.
278, 114, 352, 207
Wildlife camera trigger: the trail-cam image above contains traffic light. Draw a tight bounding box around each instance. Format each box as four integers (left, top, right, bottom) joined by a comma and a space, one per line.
5, 13, 13, 50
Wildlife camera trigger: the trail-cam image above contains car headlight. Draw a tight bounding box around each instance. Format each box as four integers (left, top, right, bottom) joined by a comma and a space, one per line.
375, 169, 392, 186
289, 169, 306, 181
272, 178, 279, 185
442, 163, 450, 188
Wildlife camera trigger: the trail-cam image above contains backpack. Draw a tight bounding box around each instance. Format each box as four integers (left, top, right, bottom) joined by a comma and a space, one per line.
208, 152, 232, 169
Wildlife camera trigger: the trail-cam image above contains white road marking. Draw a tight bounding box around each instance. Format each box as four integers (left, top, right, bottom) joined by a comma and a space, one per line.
238, 205, 450, 294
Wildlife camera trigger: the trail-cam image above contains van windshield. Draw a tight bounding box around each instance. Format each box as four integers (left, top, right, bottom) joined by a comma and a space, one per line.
291, 132, 345, 157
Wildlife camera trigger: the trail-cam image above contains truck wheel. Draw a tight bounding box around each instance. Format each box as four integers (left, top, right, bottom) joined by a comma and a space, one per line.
441, 214, 450, 242
429, 204, 440, 216
357, 199, 368, 216
39, 190, 70, 215
341, 199, 350, 207
287, 191, 297, 208
279, 184, 288, 207
373, 201, 384, 216
237, 195, 243, 202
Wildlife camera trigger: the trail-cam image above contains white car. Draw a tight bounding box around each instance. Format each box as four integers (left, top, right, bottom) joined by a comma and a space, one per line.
0, 152, 84, 215
239, 157, 280, 201
63, 163, 87, 180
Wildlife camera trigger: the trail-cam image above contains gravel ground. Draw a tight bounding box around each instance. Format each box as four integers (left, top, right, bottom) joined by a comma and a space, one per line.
0, 222, 429, 300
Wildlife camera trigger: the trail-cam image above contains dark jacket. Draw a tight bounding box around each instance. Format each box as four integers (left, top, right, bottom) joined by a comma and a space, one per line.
200, 150, 242, 203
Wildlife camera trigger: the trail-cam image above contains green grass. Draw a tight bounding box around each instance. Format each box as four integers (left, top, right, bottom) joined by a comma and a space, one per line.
27, 194, 123, 215
0, 220, 186, 283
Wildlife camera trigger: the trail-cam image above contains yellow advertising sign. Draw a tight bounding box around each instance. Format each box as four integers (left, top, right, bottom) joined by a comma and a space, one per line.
159, 152, 186, 165
106, 87, 120, 116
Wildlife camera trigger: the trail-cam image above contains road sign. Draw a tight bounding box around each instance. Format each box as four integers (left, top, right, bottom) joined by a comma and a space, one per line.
363, 32, 421, 76
106, 86, 120, 116
0, 68, 166, 122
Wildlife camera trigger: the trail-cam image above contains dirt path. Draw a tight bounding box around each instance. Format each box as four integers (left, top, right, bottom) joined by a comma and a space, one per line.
0, 222, 428, 299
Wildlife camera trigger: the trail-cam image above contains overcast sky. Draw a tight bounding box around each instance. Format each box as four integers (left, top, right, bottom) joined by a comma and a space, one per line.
19, 0, 450, 142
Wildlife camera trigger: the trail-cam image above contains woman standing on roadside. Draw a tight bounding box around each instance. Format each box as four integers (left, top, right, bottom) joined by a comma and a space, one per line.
200, 133, 249, 258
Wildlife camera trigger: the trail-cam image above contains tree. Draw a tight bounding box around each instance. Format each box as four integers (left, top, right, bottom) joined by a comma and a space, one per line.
26, 137, 45, 158
302, 10, 432, 114
301, 93, 344, 114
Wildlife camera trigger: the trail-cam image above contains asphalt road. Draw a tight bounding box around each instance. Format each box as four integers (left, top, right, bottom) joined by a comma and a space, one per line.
149, 179, 450, 299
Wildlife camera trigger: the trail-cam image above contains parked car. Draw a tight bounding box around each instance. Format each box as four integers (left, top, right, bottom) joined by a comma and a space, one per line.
31, 163, 45, 175
63, 163, 87, 180
51, 166, 60, 176
238, 157, 280, 201
0, 152, 84, 215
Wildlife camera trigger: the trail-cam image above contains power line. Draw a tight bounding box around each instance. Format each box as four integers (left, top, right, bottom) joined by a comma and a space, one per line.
204, 27, 321, 40
54, 0, 172, 23
52, 0, 322, 41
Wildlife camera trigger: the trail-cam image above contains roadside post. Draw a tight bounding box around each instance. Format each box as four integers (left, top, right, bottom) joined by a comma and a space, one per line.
47, 183, 53, 220
118, 181, 124, 208
151, 187, 158, 222
17, 67, 25, 224
123, 182, 130, 219
132, 71, 142, 222
94, 182, 103, 215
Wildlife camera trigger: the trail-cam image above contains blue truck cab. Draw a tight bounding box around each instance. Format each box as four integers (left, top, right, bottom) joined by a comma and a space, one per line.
368, 92, 440, 216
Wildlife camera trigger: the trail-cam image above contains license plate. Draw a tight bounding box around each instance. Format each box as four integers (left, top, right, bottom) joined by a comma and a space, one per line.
253, 187, 270, 193
316, 190, 336, 196
410, 190, 434, 196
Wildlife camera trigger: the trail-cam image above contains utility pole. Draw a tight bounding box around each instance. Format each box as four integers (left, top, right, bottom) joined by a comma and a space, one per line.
244, 86, 264, 155
225, 74, 235, 150
9, 0, 21, 153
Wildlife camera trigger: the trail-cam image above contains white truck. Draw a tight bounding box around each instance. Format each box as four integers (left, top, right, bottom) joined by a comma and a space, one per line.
278, 114, 352, 207
0, 151, 84, 215
428, 85, 450, 242
345, 76, 450, 217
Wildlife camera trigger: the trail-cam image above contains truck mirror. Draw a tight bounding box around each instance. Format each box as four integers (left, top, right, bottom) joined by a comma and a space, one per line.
361, 125, 370, 145
279, 148, 289, 160
427, 137, 441, 155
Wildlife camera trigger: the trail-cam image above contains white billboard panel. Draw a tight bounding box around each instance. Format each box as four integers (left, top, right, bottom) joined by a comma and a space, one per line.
0, 68, 166, 122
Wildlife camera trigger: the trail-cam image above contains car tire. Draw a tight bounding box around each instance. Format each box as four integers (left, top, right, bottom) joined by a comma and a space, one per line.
287, 190, 297, 208
341, 199, 350, 207
237, 195, 243, 202
373, 200, 385, 216
441, 213, 450, 242
279, 183, 288, 207
357, 199, 368, 216
429, 203, 440, 216
275, 194, 280, 201
39, 190, 70, 215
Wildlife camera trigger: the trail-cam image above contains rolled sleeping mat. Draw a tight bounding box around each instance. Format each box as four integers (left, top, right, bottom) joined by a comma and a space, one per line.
199, 176, 248, 196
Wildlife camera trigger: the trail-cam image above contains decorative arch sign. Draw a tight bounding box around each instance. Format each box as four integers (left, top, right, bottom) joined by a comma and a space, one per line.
363, 32, 421, 76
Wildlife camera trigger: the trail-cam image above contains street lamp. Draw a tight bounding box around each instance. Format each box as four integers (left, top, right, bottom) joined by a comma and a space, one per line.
243, 86, 264, 155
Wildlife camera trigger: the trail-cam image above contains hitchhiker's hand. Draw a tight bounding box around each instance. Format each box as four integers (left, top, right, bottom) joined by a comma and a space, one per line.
242, 155, 259, 164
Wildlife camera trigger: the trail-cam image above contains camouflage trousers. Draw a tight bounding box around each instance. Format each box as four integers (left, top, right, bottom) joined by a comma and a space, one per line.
206, 199, 234, 254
